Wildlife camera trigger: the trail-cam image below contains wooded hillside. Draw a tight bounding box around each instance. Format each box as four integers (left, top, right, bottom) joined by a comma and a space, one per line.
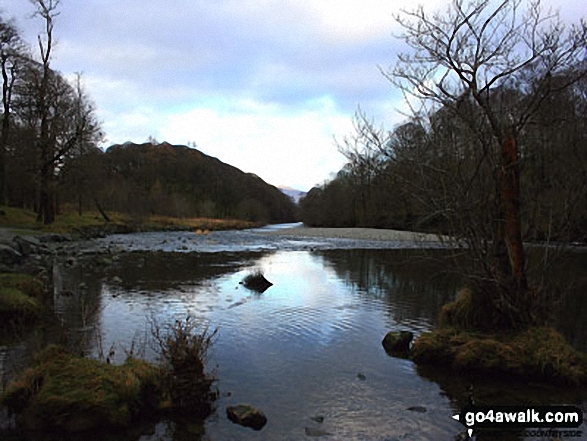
58, 141, 298, 223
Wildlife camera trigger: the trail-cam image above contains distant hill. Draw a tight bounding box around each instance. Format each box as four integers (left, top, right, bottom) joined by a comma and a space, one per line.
279, 187, 307, 204
63, 142, 297, 223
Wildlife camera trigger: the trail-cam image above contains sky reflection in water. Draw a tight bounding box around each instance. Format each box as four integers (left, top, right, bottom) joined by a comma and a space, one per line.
49, 247, 587, 441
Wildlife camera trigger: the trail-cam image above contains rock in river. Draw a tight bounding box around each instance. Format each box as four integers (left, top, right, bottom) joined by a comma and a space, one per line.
382, 330, 414, 354
226, 404, 267, 430
240, 272, 273, 293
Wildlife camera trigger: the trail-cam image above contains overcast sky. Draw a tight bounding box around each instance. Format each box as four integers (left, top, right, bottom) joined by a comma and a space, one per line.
1, 0, 584, 191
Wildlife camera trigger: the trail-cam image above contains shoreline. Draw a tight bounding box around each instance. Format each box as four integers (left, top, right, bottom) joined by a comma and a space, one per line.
262, 225, 446, 243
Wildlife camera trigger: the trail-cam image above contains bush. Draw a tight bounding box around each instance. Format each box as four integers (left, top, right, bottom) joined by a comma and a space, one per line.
151, 316, 218, 417
439, 284, 548, 332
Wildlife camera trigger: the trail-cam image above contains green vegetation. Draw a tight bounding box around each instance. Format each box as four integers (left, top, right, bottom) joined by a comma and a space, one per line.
1, 345, 164, 433
411, 327, 587, 386
0, 205, 261, 238
410, 285, 587, 386
1, 6, 297, 226
0, 273, 44, 327
2, 317, 218, 435
58, 142, 297, 224
151, 316, 217, 417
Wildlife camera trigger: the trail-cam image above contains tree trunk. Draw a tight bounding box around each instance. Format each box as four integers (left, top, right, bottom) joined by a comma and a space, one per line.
0, 56, 12, 206
500, 132, 527, 293
94, 197, 110, 222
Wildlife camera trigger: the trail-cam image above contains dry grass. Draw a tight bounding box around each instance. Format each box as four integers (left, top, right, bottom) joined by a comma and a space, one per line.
411, 327, 587, 385
1, 345, 163, 432
0, 205, 260, 236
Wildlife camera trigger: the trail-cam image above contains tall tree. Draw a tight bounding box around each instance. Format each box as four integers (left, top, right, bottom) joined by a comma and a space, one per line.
30, 0, 59, 224
386, 0, 586, 327
0, 16, 24, 205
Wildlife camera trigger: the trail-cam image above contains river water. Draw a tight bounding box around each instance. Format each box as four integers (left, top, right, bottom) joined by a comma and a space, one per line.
2, 225, 586, 440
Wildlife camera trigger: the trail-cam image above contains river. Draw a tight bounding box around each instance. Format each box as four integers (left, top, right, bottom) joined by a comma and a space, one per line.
2, 224, 586, 440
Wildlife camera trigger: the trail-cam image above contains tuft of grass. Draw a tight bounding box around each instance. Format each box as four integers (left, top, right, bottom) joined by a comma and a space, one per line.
0, 273, 45, 299
411, 327, 587, 385
0, 287, 42, 325
151, 316, 218, 417
1, 345, 164, 433
0, 274, 45, 327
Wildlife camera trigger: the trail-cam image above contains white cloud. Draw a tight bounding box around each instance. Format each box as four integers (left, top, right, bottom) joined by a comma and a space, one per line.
3, 0, 581, 191
158, 97, 351, 191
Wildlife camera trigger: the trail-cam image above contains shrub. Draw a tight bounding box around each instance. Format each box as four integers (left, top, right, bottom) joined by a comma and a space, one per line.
151, 316, 218, 417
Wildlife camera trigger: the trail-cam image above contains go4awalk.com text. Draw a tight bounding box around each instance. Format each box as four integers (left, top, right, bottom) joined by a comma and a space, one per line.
452, 405, 583, 438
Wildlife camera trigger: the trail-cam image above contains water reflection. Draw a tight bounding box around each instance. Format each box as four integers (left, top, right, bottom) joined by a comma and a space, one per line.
2, 247, 586, 440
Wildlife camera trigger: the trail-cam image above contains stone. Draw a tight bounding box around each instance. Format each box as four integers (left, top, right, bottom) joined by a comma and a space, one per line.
38, 233, 72, 243
13, 235, 47, 256
226, 404, 267, 430
240, 272, 273, 293
382, 331, 414, 354
0, 244, 22, 265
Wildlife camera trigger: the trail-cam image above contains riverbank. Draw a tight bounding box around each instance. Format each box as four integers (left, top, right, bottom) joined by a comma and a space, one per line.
0, 206, 261, 240
263, 225, 447, 243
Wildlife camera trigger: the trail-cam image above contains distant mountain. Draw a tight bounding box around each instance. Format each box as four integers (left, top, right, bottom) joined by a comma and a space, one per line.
279, 187, 307, 204
68, 142, 297, 223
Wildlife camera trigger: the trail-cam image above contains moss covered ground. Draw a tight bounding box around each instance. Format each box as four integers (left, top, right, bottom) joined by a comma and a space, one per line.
1, 346, 164, 434
0, 273, 45, 327
411, 326, 587, 385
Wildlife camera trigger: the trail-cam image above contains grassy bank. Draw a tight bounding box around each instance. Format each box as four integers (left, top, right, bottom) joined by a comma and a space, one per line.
410, 287, 587, 385
1, 317, 218, 436
0, 205, 261, 238
0, 274, 45, 328
1, 345, 164, 433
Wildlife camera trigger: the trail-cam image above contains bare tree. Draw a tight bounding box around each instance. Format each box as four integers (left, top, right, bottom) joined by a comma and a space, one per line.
385, 0, 587, 328
337, 109, 387, 224
30, 0, 60, 223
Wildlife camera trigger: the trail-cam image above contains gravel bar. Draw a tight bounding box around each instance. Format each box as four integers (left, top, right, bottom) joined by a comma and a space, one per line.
262, 226, 445, 243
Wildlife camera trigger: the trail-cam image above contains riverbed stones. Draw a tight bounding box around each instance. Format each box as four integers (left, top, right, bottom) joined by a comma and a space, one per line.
382, 330, 414, 354
0, 244, 22, 265
226, 404, 267, 430
37, 233, 72, 243
305, 427, 333, 437
13, 235, 49, 256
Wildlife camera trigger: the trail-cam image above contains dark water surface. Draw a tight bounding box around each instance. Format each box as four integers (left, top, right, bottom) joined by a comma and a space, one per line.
2, 227, 586, 440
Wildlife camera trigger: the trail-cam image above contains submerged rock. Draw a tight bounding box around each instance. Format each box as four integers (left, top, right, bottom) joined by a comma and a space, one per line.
226, 404, 267, 430
382, 330, 414, 354
305, 427, 333, 437
310, 415, 325, 423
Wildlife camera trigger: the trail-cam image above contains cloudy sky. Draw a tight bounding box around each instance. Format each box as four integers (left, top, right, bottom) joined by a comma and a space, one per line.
1, 0, 584, 191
